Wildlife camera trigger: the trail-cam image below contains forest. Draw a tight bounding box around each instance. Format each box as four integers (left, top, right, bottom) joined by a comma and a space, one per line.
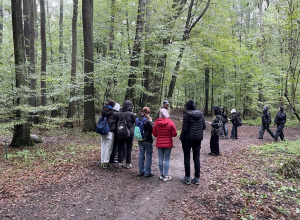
0, 0, 299, 143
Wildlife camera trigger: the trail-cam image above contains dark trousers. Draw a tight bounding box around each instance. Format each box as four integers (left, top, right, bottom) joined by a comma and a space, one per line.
259, 123, 274, 139
182, 140, 201, 178
230, 124, 238, 139
274, 124, 285, 141
210, 133, 220, 155
118, 135, 133, 164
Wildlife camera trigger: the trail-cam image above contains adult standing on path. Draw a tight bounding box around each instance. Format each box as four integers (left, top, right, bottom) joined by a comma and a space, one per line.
209, 106, 223, 156
258, 106, 275, 139
153, 109, 177, 181
156, 100, 170, 118
274, 106, 286, 141
100, 100, 118, 168
230, 109, 239, 139
117, 100, 135, 169
137, 107, 154, 177
220, 107, 228, 139
180, 99, 206, 185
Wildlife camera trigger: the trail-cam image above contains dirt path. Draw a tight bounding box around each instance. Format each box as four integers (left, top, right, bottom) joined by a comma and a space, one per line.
1, 117, 299, 219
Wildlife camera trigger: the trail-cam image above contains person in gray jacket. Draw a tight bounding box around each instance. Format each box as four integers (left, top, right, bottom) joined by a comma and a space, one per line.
258, 106, 274, 139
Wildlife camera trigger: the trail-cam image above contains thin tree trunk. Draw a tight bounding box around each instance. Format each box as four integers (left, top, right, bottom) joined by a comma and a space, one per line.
10, 0, 33, 147
40, 0, 47, 108
65, 0, 78, 128
82, 0, 96, 132
0, 0, 3, 62
204, 66, 209, 116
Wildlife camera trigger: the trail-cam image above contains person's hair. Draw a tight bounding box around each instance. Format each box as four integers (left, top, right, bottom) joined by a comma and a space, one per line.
108, 99, 115, 107
142, 106, 151, 114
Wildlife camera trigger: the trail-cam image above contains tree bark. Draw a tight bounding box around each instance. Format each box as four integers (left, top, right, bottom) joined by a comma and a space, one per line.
125, 0, 146, 101
204, 66, 209, 116
82, 0, 96, 132
0, 0, 3, 62
10, 0, 33, 147
40, 0, 47, 107
65, 0, 78, 128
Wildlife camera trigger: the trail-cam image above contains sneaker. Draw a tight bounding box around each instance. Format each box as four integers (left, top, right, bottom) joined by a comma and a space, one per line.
163, 175, 172, 182
144, 173, 154, 178
118, 163, 123, 168
125, 163, 132, 169
159, 175, 164, 180
192, 177, 200, 185
102, 163, 108, 169
208, 153, 219, 156
181, 176, 191, 185
137, 173, 145, 177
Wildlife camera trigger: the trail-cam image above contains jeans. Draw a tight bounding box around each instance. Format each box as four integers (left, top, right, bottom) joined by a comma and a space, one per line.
138, 141, 153, 175
259, 123, 275, 139
230, 124, 238, 139
274, 124, 285, 141
157, 147, 172, 176
117, 135, 133, 164
220, 123, 228, 138
210, 133, 219, 155
182, 140, 201, 178
101, 132, 114, 163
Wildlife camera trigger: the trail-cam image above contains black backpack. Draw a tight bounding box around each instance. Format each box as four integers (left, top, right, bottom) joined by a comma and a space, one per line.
237, 115, 242, 127
116, 113, 130, 139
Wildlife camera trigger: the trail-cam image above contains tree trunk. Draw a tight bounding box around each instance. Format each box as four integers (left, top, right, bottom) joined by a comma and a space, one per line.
204, 66, 209, 116
0, 0, 3, 62
65, 0, 78, 128
125, 0, 146, 102
59, 0, 64, 61
82, 0, 96, 132
40, 0, 47, 108
10, 0, 33, 147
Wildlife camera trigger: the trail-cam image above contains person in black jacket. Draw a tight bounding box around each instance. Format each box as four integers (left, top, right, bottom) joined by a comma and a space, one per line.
116, 100, 135, 168
274, 106, 286, 141
137, 107, 154, 177
220, 107, 228, 139
258, 106, 275, 139
230, 109, 239, 139
100, 100, 118, 168
209, 106, 223, 156
180, 99, 206, 185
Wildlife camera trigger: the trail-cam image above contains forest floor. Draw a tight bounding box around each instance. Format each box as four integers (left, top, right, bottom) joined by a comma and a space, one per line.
0, 111, 300, 220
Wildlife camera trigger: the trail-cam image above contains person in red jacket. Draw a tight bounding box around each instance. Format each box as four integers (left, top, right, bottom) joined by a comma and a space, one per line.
153, 109, 177, 181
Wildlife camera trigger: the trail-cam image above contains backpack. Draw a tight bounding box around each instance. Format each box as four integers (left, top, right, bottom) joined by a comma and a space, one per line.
117, 113, 130, 139
237, 115, 242, 127
96, 116, 110, 135
134, 117, 148, 141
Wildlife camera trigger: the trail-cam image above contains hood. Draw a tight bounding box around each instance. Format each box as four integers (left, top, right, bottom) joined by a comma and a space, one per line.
185, 110, 202, 120
102, 105, 114, 117
212, 106, 221, 115
121, 100, 134, 112
155, 118, 169, 127
263, 106, 268, 112
230, 109, 236, 114
185, 99, 196, 110
114, 103, 120, 111
279, 106, 284, 112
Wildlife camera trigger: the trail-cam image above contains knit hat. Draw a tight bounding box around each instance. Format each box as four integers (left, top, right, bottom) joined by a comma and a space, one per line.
159, 109, 169, 118
230, 109, 236, 114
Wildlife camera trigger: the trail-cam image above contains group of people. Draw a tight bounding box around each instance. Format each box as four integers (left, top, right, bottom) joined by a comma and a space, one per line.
258, 106, 286, 141
99, 99, 287, 185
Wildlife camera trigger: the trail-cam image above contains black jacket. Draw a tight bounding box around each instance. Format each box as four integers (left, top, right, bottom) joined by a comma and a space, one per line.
115, 100, 135, 134
180, 100, 206, 141
231, 113, 239, 126
221, 111, 228, 123
274, 110, 286, 124
101, 105, 118, 132
136, 115, 153, 143
262, 106, 271, 124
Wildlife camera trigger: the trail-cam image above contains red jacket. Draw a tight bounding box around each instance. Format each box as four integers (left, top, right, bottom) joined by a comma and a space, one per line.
153, 118, 177, 148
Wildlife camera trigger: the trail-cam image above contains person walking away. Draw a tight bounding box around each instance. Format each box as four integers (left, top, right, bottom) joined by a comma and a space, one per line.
220, 107, 228, 139
116, 100, 135, 168
156, 100, 170, 118
274, 106, 286, 141
180, 100, 206, 185
230, 109, 239, 139
109, 103, 120, 164
137, 107, 154, 177
100, 100, 118, 168
209, 106, 223, 156
258, 106, 275, 139
153, 109, 177, 181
